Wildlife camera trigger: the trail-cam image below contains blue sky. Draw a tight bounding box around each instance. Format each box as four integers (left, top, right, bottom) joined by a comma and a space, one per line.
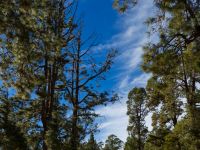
78, 0, 155, 142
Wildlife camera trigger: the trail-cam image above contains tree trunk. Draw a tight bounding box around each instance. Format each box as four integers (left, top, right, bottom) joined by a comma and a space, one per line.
70, 38, 80, 150
41, 107, 48, 150
71, 107, 78, 150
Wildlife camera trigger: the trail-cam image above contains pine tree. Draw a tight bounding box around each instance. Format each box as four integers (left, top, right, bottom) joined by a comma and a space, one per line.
114, 1, 200, 148
103, 134, 124, 150
63, 27, 118, 150
143, 76, 183, 149
83, 133, 101, 150
0, 1, 119, 149
0, 0, 76, 149
141, 0, 200, 149
0, 87, 28, 149
125, 88, 148, 150
113, 0, 200, 149
124, 136, 138, 150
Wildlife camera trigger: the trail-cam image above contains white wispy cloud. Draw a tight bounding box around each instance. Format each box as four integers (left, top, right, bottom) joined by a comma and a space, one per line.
130, 73, 152, 88
95, 0, 154, 142
96, 101, 128, 142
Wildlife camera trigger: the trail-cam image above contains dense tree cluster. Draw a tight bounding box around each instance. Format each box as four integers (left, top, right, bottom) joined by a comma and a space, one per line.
0, 0, 118, 150
115, 0, 200, 150
0, 0, 200, 150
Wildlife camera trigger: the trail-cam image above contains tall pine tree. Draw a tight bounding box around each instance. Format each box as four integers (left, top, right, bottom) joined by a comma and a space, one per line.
125, 88, 148, 150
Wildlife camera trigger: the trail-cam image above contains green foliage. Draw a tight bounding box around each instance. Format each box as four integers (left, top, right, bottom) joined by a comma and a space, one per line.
126, 88, 148, 150
0, 1, 117, 149
124, 136, 138, 150
104, 134, 124, 150
115, 0, 200, 149
164, 118, 200, 150
0, 0, 200, 149
142, 0, 200, 149
64, 27, 118, 150
0, 88, 28, 149
82, 133, 102, 150
146, 76, 183, 129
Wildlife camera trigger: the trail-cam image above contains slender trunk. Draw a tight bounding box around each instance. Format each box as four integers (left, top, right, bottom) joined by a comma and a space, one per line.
41, 101, 48, 150
138, 104, 142, 150
71, 107, 78, 150
42, 125, 48, 150
41, 53, 49, 150
41, 98, 48, 150
138, 125, 142, 150
71, 38, 81, 150
172, 115, 177, 127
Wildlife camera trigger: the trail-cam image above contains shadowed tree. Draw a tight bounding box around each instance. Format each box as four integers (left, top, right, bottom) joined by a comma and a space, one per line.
104, 134, 124, 150
0, 0, 77, 149
83, 133, 101, 150
0, 87, 28, 149
125, 88, 148, 150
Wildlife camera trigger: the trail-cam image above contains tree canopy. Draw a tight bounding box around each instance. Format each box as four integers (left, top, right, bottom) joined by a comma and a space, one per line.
0, 0, 200, 149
